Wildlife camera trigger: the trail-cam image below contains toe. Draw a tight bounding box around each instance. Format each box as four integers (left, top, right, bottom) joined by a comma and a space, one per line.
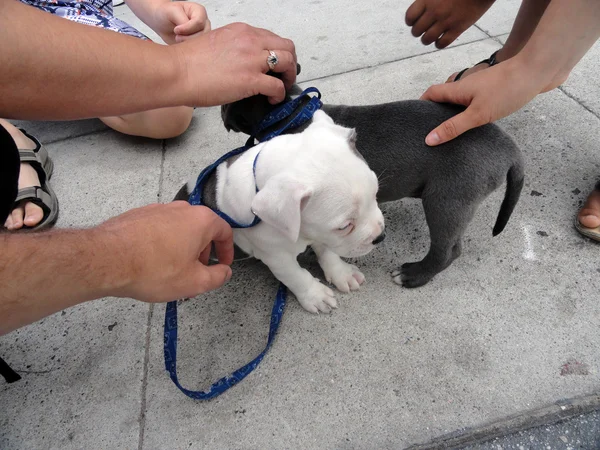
10, 205, 25, 230
23, 201, 45, 227
446, 71, 460, 83
579, 212, 600, 229
578, 189, 600, 228
323, 295, 337, 310
348, 277, 360, 291
338, 282, 351, 294
353, 270, 366, 285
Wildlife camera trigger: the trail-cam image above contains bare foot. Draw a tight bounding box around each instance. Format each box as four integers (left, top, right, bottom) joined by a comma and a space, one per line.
4, 131, 45, 231
406, 0, 496, 49
578, 188, 600, 229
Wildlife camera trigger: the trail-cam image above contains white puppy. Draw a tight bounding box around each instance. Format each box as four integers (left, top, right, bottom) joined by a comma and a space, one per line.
181, 111, 385, 313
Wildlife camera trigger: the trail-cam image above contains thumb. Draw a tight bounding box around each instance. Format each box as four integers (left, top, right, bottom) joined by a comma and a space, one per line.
424, 109, 484, 146
196, 263, 233, 292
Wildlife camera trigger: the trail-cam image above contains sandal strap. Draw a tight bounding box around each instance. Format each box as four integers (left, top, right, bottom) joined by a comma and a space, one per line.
487, 50, 500, 66
475, 50, 500, 68
454, 50, 500, 82
18, 150, 48, 184
17, 129, 51, 179
13, 186, 53, 215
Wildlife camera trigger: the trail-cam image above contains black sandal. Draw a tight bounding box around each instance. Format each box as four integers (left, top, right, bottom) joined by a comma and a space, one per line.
453, 50, 500, 82
6, 130, 59, 231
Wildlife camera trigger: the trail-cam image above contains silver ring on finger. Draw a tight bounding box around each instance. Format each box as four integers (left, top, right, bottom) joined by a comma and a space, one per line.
267, 50, 279, 71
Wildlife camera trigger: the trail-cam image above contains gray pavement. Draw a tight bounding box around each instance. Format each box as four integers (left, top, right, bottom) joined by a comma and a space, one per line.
467, 411, 600, 450
2, 1, 600, 449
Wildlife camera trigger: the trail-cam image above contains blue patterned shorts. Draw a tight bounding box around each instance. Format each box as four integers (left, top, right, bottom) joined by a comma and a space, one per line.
20, 0, 149, 40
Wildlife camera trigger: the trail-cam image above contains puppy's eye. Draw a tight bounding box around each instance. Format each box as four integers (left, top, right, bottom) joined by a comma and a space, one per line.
337, 223, 354, 233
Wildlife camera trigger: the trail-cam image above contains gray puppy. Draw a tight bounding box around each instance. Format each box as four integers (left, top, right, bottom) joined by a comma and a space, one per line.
215, 67, 524, 288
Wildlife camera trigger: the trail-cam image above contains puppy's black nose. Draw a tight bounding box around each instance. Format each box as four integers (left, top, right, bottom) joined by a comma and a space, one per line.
372, 231, 386, 245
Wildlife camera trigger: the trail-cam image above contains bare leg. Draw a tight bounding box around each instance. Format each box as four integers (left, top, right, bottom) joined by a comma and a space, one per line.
100, 105, 193, 139
0, 119, 45, 230
446, 0, 551, 82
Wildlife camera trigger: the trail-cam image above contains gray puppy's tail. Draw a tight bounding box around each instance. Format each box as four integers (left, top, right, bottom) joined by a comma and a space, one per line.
493, 162, 525, 236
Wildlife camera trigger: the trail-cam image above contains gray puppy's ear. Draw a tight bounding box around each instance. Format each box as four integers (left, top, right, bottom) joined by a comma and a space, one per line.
251, 174, 312, 242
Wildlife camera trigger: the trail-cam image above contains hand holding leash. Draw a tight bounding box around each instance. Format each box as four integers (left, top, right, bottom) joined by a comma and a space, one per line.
98, 202, 234, 303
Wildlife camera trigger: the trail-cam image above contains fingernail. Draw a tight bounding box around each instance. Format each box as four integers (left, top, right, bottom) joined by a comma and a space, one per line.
426, 131, 440, 146
225, 268, 232, 282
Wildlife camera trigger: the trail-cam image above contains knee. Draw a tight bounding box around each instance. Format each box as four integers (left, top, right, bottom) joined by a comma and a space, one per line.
150, 107, 193, 139
102, 107, 194, 140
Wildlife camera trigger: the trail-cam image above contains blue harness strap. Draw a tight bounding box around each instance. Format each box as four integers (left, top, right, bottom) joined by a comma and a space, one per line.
164, 88, 322, 400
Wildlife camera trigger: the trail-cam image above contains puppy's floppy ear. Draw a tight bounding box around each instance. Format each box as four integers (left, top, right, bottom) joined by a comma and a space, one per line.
251, 174, 312, 242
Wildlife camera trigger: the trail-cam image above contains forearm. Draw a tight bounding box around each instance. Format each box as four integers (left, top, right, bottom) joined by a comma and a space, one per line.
517, 0, 600, 90
0, 229, 126, 336
124, 0, 170, 32
0, 0, 186, 120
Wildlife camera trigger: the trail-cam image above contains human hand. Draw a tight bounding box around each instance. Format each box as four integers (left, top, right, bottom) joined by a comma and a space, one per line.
420, 57, 559, 146
172, 22, 297, 106
98, 202, 234, 303
149, 1, 211, 45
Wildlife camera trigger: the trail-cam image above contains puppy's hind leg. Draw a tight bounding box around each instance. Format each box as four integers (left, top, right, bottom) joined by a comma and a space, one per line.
393, 196, 476, 288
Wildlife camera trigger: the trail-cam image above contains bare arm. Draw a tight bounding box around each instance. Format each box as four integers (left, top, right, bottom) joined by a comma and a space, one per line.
0, 203, 234, 336
421, 0, 600, 145
124, 0, 211, 44
0, 0, 296, 120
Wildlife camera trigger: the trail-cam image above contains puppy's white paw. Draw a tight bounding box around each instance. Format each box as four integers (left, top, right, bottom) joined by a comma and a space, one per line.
324, 261, 366, 293
297, 281, 338, 314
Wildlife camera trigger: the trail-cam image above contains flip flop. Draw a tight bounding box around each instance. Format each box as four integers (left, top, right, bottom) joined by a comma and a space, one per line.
9, 131, 59, 231
574, 217, 600, 242
453, 50, 500, 82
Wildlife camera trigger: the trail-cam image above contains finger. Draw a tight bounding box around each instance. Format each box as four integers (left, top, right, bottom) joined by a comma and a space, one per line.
255, 74, 286, 105
262, 49, 296, 91
421, 23, 445, 46
196, 264, 233, 292
175, 31, 205, 43
410, 12, 436, 38
435, 28, 461, 49
254, 28, 296, 58
174, 5, 209, 35
200, 243, 212, 266
424, 109, 484, 146
420, 82, 470, 105
207, 215, 234, 265
405, 0, 426, 26
166, 5, 192, 27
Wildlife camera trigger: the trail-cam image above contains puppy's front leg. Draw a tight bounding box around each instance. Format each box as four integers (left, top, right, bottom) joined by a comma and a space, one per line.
312, 244, 365, 293
256, 250, 338, 314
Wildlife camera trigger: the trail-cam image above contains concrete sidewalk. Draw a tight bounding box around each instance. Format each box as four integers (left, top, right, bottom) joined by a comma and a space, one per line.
2, 0, 599, 448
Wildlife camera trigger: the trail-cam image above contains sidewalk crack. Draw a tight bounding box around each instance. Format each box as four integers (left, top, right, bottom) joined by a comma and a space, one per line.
137, 303, 154, 450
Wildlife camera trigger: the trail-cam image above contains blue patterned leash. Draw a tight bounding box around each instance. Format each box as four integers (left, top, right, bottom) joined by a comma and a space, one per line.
164, 87, 323, 400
